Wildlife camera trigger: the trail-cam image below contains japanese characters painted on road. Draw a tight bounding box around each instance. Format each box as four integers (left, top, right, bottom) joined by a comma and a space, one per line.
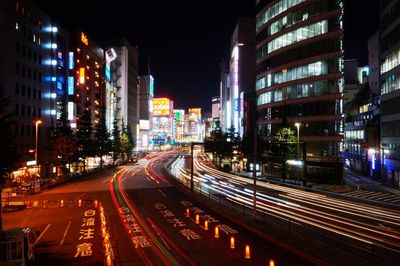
119, 207, 150, 249
75, 209, 96, 258
180, 200, 239, 236
154, 202, 201, 240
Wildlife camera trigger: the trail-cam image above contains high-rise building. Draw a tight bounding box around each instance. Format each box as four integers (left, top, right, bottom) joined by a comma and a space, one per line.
137, 75, 154, 149
219, 18, 256, 138
111, 42, 139, 144
380, 0, 400, 187
0, 0, 69, 179
256, 0, 344, 181
173, 109, 185, 143
152, 98, 174, 145
68, 30, 103, 131
229, 17, 256, 139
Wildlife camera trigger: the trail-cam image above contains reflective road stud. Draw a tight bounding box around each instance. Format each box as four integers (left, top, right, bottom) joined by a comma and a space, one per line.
60, 200, 64, 208
204, 220, 209, 230
186, 208, 190, 217
230, 236, 235, 249
245, 245, 250, 259
78, 199, 82, 207
195, 214, 200, 224
214, 226, 219, 239
269, 259, 275, 266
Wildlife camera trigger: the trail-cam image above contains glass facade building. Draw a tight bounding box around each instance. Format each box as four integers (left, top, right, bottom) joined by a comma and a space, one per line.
380, 0, 400, 187
256, 0, 344, 180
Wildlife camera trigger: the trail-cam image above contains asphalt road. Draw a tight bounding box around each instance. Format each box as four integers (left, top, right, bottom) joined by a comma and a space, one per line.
112, 156, 311, 265
3, 157, 313, 265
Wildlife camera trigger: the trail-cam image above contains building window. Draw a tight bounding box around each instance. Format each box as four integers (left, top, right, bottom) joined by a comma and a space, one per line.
33, 52, 37, 63
38, 54, 42, 64
27, 87, 31, 98
16, 43, 20, 54
21, 65, 26, 77
33, 70, 36, 80
15, 104, 19, 115
21, 85, 25, 96
15, 83, 19, 95
33, 88, 36, 98
267, 20, 328, 54
256, 0, 305, 30
27, 105, 31, 117
16, 63, 19, 74
32, 107, 36, 118
38, 90, 41, 100
20, 125, 25, 136
27, 68, 31, 79
22, 46, 26, 57
27, 124, 30, 136
38, 108, 41, 118
28, 48, 31, 60
21, 105, 25, 116
38, 72, 41, 82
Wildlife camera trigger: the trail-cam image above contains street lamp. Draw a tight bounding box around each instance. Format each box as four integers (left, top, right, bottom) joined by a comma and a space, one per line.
294, 122, 301, 142
34, 120, 42, 165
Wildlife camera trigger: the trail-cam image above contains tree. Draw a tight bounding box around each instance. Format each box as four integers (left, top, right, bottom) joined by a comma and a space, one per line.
112, 116, 121, 163
95, 105, 111, 168
75, 101, 93, 171
49, 97, 77, 179
274, 127, 298, 180
120, 121, 133, 162
0, 87, 19, 232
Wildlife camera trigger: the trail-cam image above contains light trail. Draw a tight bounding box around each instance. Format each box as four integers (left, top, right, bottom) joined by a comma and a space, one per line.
170, 154, 400, 252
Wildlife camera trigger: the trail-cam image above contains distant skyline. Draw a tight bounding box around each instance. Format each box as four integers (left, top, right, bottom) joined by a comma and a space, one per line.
32, 0, 379, 112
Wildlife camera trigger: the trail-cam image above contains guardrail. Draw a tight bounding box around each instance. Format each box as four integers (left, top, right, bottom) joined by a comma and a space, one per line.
164, 160, 400, 266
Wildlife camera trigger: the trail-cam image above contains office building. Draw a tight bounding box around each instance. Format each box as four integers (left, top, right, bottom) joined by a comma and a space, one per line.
380, 0, 400, 187
0, 0, 69, 180
256, 0, 344, 181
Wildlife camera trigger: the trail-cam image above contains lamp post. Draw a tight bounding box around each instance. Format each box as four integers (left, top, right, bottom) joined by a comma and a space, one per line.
34, 120, 42, 165
294, 123, 301, 143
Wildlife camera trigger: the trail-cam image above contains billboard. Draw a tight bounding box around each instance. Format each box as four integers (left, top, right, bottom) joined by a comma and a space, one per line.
153, 98, 171, 116
140, 120, 150, 130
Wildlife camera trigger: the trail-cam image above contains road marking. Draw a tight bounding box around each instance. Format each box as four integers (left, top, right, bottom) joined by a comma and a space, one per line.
102, 177, 110, 183
34, 224, 51, 245
158, 189, 167, 198
59, 221, 72, 246
73, 192, 86, 201
345, 178, 360, 190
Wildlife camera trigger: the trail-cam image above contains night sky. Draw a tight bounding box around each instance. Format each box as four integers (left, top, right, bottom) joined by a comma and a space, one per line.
31, 0, 379, 112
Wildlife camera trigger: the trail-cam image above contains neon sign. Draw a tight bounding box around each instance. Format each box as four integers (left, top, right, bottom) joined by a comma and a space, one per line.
81, 32, 89, 46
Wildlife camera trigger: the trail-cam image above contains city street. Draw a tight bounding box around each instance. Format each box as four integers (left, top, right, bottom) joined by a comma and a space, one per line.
3, 156, 312, 265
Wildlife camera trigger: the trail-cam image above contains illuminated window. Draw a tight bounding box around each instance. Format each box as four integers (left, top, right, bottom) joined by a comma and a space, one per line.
256, 0, 305, 30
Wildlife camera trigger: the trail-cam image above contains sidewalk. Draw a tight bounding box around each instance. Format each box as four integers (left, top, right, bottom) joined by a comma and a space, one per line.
344, 167, 400, 195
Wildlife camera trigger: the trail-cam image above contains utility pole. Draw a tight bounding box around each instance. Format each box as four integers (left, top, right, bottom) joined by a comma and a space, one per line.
190, 142, 194, 192
252, 127, 257, 217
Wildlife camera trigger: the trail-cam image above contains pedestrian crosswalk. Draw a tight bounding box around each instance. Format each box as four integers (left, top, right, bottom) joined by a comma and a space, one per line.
343, 190, 400, 204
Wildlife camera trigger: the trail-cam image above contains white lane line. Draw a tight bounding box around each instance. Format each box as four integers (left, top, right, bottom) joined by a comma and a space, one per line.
73, 192, 86, 201
102, 177, 110, 183
158, 189, 167, 198
59, 221, 72, 246
34, 224, 51, 245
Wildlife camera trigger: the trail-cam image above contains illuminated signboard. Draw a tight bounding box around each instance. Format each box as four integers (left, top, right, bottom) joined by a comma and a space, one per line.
174, 110, 184, 122
79, 68, 85, 84
150, 75, 154, 96
81, 32, 89, 46
188, 108, 201, 116
139, 120, 150, 130
68, 52, 74, 69
105, 64, 110, 81
153, 98, 171, 116
67, 102, 74, 120
68, 76, 74, 95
